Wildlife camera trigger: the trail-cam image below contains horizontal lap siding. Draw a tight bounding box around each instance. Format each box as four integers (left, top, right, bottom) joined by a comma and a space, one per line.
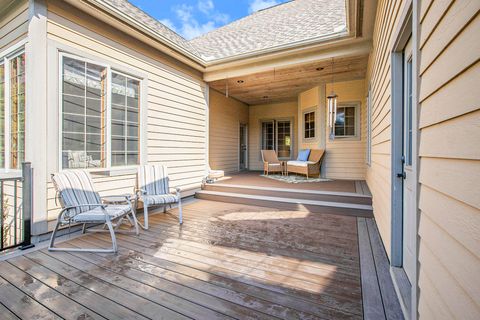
208, 89, 249, 173
324, 80, 367, 180
365, 0, 405, 258
418, 1, 480, 318
0, 1, 28, 52
45, 1, 207, 224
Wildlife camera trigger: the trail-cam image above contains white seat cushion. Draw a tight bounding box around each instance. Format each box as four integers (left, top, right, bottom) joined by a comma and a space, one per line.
267, 163, 281, 166
72, 205, 130, 223
139, 194, 179, 206
287, 160, 315, 167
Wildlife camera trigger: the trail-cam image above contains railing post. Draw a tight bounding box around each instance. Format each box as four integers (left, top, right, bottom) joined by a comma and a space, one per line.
20, 162, 34, 250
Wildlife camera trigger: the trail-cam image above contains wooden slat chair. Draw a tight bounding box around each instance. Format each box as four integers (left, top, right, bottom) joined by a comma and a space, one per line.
49, 170, 139, 253
261, 150, 284, 175
136, 164, 182, 230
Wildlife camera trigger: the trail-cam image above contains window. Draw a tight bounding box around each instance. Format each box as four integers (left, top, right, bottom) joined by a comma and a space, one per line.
61, 54, 141, 169
335, 105, 357, 137
261, 120, 292, 159
304, 111, 315, 139
0, 50, 26, 169
366, 88, 372, 165
111, 72, 140, 166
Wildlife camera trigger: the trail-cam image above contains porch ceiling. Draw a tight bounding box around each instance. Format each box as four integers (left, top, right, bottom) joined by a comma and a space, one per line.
208, 54, 369, 105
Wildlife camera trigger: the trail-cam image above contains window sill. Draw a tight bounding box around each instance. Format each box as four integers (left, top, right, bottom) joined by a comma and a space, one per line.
88, 166, 138, 177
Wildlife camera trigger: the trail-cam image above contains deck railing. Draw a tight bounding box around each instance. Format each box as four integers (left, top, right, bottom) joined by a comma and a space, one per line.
0, 162, 34, 252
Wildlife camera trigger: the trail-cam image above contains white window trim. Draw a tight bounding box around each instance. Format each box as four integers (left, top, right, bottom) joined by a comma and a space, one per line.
333, 102, 361, 140
0, 46, 26, 171
58, 52, 145, 172
303, 109, 316, 140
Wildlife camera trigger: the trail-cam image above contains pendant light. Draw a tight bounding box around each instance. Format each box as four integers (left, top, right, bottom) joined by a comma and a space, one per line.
327, 58, 338, 140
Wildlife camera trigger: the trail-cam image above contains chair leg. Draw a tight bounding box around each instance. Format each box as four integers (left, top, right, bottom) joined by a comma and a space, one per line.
48, 218, 62, 250
82, 223, 87, 234
105, 219, 118, 253
178, 199, 183, 225
144, 205, 149, 230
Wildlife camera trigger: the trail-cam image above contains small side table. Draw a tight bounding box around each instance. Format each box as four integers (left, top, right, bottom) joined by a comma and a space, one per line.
102, 194, 138, 227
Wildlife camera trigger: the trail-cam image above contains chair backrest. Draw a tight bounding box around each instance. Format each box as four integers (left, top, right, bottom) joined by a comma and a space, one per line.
137, 164, 170, 195
308, 149, 325, 163
261, 150, 280, 163
51, 170, 101, 215
67, 150, 91, 168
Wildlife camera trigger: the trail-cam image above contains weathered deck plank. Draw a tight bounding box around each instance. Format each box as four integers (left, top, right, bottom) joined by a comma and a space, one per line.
1, 199, 382, 320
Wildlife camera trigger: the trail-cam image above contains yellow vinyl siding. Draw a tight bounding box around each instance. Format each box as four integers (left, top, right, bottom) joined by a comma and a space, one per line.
44, 0, 207, 224
365, 0, 406, 258
0, 1, 28, 52
208, 89, 249, 173
298, 87, 321, 150
324, 79, 366, 180
417, 0, 480, 318
249, 101, 298, 170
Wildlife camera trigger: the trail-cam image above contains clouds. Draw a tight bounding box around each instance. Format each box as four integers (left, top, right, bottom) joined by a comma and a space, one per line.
249, 0, 280, 13
161, 0, 230, 40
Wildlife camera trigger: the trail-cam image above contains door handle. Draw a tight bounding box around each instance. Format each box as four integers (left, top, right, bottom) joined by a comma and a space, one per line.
397, 172, 406, 179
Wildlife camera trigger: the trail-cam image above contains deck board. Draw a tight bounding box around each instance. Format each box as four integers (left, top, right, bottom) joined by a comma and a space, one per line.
1, 199, 377, 319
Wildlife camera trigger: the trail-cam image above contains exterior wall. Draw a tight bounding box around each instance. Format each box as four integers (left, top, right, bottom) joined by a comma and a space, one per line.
0, 0, 28, 52
208, 89, 249, 173
324, 79, 367, 180
365, 0, 407, 258
38, 0, 208, 233
417, 1, 480, 319
298, 87, 324, 150
248, 101, 298, 170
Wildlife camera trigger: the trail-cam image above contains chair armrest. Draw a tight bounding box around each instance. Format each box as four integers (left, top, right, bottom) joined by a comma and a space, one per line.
170, 187, 181, 194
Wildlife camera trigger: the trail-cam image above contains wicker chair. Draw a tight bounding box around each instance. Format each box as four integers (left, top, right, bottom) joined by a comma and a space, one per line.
261, 150, 284, 175
287, 149, 325, 179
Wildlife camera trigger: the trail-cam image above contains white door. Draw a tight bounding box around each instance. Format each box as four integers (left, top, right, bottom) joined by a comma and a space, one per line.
402, 37, 415, 282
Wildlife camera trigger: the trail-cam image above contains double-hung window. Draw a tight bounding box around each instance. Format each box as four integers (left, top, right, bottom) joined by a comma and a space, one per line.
0, 50, 26, 169
335, 103, 359, 138
303, 111, 315, 139
60, 54, 141, 169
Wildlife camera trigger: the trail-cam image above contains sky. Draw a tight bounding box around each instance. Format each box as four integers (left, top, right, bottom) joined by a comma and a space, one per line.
128, 0, 289, 40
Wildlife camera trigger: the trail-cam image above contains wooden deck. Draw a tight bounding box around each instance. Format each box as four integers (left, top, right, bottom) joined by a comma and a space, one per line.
0, 199, 401, 319
218, 171, 360, 193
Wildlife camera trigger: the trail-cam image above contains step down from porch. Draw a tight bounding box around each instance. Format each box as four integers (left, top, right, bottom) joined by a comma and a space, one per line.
196, 183, 373, 218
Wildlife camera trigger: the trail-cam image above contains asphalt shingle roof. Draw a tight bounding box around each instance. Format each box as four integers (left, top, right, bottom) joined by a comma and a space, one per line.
189, 0, 347, 61
101, 0, 347, 63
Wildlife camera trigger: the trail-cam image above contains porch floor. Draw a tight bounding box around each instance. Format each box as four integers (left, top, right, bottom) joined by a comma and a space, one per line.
0, 199, 401, 319
217, 171, 370, 194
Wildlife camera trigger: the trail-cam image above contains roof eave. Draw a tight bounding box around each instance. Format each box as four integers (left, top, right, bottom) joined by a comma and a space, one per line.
202, 30, 351, 67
